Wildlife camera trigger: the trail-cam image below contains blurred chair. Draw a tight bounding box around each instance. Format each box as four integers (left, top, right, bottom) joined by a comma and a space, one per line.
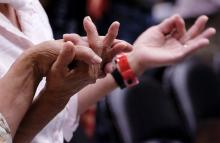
163, 58, 220, 125
107, 74, 193, 143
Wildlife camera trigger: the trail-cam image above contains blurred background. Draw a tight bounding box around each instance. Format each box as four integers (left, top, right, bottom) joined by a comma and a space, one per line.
39, 0, 220, 143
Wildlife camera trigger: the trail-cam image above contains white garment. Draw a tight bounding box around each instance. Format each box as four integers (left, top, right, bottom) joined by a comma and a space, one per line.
0, 0, 79, 142
0, 113, 12, 143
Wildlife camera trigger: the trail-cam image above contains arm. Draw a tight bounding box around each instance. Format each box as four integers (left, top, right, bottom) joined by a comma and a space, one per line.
0, 49, 42, 137
76, 15, 216, 115
77, 74, 118, 114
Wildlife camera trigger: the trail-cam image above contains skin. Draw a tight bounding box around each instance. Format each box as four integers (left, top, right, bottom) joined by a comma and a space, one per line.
129, 15, 215, 75
0, 50, 42, 137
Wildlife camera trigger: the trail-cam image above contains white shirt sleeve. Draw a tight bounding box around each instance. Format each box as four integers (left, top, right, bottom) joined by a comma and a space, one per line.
62, 95, 80, 142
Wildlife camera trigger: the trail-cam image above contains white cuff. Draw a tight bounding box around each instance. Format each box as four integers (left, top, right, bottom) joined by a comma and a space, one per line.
0, 113, 12, 143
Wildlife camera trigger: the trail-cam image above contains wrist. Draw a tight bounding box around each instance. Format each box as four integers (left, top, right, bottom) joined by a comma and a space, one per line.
127, 52, 144, 76
0, 50, 44, 136
37, 88, 70, 109
18, 49, 43, 81
24, 41, 61, 76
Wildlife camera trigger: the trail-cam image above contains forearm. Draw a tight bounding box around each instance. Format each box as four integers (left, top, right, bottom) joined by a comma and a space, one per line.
0, 53, 41, 137
77, 74, 118, 115
14, 88, 70, 143
14, 76, 95, 142
0, 40, 63, 139
77, 52, 143, 115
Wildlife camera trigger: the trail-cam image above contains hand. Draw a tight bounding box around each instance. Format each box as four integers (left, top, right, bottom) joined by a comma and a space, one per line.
44, 41, 100, 100
25, 39, 103, 101
129, 15, 216, 75
0, 39, 101, 136
27, 39, 102, 77
12, 41, 104, 142
63, 16, 133, 76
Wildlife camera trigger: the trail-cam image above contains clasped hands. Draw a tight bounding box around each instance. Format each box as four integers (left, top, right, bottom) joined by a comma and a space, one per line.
26, 15, 215, 102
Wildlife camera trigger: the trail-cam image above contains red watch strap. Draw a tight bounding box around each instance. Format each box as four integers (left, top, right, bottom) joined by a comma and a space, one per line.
115, 53, 139, 87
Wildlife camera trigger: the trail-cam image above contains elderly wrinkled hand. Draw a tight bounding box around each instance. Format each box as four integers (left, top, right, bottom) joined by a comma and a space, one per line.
127, 15, 216, 75
27, 40, 102, 76
43, 41, 102, 98
24, 39, 104, 100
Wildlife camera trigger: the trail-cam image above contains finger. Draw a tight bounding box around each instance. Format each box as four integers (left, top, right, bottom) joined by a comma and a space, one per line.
196, 27, 216, 39
173, 16, 186, 39
75, 45, 102, 64
53, 41, 76, 71
183, 38, 210, 56
82, 37, 125, 47
103, 38, 127, 47
111, 40, 133, 51
111, 39, 125, 46
83, 16, 100, 53
103, 21, 120, 48
63, 33, 86, 45
111, 41, 133, 56
183, 15, 208, 41
158, 15, 184, 35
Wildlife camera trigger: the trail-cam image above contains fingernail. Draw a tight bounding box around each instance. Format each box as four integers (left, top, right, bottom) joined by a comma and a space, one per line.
91, 55, 102, 64
87, 16, 92, 21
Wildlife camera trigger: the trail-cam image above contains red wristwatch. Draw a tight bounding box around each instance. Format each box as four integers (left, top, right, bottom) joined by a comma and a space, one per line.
115, 53, 139, 87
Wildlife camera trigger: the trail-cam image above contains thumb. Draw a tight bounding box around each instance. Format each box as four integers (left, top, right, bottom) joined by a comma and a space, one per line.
53, 41, 76, 71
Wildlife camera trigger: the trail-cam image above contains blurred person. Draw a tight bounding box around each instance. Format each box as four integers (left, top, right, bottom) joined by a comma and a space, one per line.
0, 1, 215, 143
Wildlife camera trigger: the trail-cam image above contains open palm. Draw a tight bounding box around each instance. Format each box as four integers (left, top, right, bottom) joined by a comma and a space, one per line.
132, 15, 216, 72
